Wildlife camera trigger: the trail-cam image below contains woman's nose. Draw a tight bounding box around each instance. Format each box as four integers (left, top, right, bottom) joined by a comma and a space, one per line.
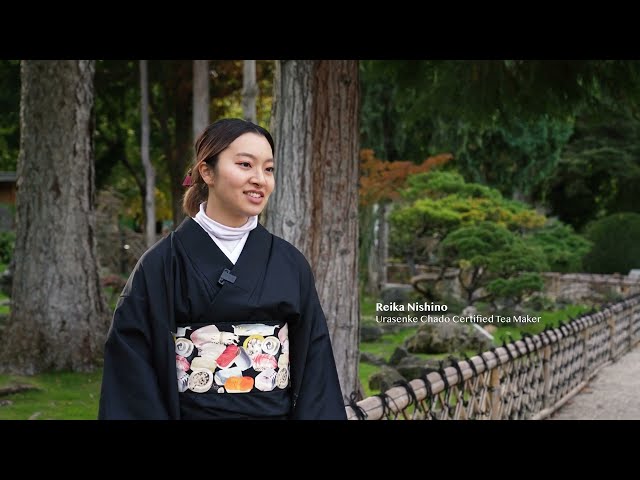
251, 170, 265, 185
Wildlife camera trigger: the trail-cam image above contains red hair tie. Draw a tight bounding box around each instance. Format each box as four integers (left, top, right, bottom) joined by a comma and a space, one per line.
182, 170, 192, 187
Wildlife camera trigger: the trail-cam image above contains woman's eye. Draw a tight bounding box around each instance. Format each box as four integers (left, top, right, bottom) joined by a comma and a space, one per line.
239, 162, 251, 168
266, 167, 275, 173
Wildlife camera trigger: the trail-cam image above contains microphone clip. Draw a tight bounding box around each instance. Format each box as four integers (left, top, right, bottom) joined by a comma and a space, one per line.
218, 268, 237, 286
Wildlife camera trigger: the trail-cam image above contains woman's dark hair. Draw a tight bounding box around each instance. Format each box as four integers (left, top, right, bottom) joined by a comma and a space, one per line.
182, 118, 275, 217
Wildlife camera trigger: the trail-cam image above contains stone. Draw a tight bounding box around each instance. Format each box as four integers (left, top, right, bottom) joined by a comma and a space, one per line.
368, 366, 405, 392
628, 269, 640, 279
360, 352, 386, 366
388, 346, 410, 366
360, 324, 383, 342
380, 283, 414, 304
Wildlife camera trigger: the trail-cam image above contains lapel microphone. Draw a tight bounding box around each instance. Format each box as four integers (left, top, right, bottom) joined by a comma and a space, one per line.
218, 268, 237, 286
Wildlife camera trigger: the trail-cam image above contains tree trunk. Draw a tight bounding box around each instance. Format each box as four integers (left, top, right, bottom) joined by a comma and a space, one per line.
266, 60, 360, 400
140, 60, 156, 248
192, 60, 210, 139
366, 201, 390, 294
152, 61, 191, 228
378, 202, 390, 285
0, 60, 109, 374
242, 60, 258, 123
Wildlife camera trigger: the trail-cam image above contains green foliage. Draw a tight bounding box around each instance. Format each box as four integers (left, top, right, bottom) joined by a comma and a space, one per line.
543, 103, 640, 229
486, 242, 549, 276
394, 197, 462, 235
438, 222, 514, 264
390, 60, 640, 122
521, 294, 556, 312
525, 221, 592, 272
360, 60, 600, 164
401, 170, 501, 201
0, 231, 14, 264
95, 60, 178, 224
388, 170, 592, 304
389, 171, 546, 263
486, 273, 545, 304
360, 60, 632, 155
437, 223, 548, 304
429, 114, 574, 199
94, 61, 149, 190
582, 212, 640, 274
399, 171, 546, 230
0, 284, 9, 314
359, 60, 435, 162
360, 60, 640, 230
0, 60, 20, 171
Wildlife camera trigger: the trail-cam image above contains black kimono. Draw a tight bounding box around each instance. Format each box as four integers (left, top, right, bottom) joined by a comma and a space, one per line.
98, 217, 346, 420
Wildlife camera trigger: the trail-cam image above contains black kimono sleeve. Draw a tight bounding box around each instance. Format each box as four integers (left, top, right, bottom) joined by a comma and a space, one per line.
290, 262, 347, 420
98, 260, 175, 420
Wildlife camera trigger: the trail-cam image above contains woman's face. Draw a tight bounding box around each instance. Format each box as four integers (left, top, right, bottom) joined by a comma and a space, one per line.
200, 132, 275, 227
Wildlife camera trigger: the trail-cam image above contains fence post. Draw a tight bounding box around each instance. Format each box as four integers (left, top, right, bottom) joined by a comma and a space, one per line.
608, 312, 616, 361
542, 344, 552, 409
635, 303, 640, 346
489, 366, 502, 420
628, 304, 633, 351
629, 302, 638, 349
580, 325, 589, 382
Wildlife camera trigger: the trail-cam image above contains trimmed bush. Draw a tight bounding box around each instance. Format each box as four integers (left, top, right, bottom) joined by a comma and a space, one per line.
582, 212, 640, 274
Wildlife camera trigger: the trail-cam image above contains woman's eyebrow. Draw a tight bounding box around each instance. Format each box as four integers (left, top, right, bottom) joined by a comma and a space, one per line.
235, 152, 274, 163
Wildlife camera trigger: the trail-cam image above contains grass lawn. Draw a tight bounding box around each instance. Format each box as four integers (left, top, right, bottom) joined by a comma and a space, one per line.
0, 295, 9, 314
0, 371, 101, 420
0, 267, 119, 420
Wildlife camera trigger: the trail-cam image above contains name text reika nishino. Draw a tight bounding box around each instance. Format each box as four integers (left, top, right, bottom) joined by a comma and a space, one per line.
375, 302, 541, 324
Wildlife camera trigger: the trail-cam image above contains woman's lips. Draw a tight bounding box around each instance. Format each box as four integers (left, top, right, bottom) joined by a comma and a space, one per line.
244, 192, 264, 204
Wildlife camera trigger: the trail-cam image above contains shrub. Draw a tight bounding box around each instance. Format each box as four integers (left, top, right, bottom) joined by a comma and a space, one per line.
526, 221, 592, 273
0, 231, 15, 264
582, 212, 640, 274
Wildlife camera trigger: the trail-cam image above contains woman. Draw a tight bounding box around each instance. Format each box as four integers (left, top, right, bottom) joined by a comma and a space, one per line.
98, 118, 346, 420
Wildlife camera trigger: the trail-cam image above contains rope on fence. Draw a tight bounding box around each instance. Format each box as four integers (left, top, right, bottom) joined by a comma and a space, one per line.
347, 392, 368, 420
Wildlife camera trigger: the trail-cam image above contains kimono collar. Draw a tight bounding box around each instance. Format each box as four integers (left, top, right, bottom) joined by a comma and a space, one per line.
174, 217, 272, 298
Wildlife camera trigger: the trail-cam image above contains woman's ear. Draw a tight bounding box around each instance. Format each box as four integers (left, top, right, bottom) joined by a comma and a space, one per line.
199, 162, 214, 186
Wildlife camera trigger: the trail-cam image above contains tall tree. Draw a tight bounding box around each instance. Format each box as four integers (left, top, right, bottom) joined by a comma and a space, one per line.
94, 60, 175, 231
94, 60, 147, 214
0, 60, 109, 374
242, 60, 258, 123
192, 60, 210, 140
140, 60, 156, 247
149, 60, 192, 228
265, 60, 360, 399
